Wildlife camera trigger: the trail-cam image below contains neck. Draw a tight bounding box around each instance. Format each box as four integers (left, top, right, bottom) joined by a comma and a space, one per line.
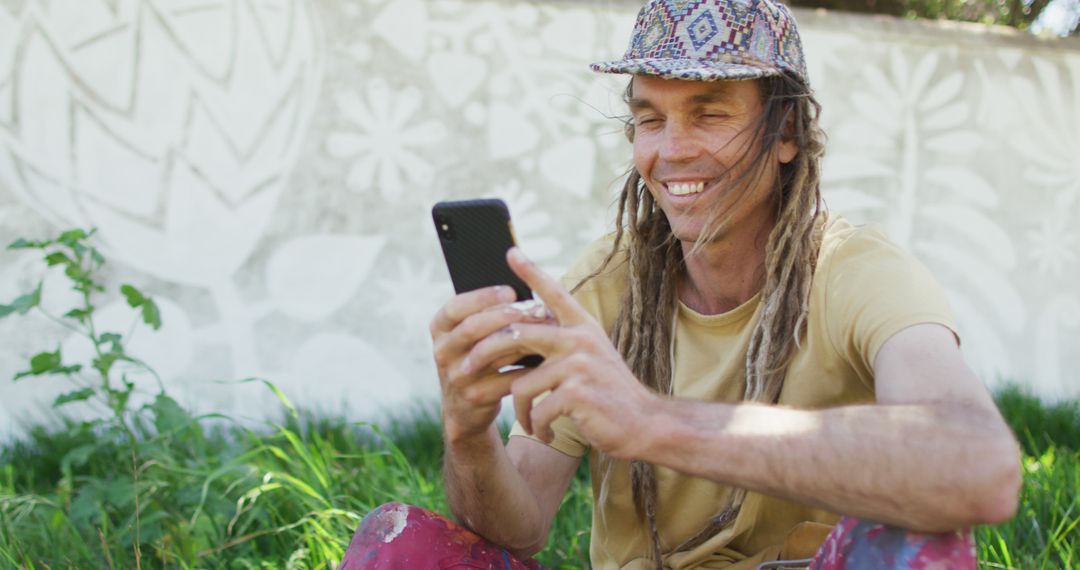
677, 221, 773, 315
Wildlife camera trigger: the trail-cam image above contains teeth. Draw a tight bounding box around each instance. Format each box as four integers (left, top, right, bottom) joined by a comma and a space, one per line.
668, 182, 705, 196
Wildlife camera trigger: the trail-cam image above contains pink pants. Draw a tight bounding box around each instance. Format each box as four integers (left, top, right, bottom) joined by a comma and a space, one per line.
340, 503, 976, 569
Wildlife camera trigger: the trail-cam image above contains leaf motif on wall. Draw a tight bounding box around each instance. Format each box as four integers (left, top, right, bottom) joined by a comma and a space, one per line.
918, 72, 964, 111
0, 7, 17, 130
540, 8, 596, 59
491, 179, 562, 264
371, 0, 428, 62
60, 295, 195, 383
924, 167, 997, 209
831, 46, 1023, 385
287, 332, 413, 416
822, 187, 886, 214
539, 137, 596, 198
922, 102, 969, 131
1034, 295, 1080, 402
427, 52, 488, 108
915, 242, 1025, 332
946, 292, 1014, 386
921, 204, 1015, 267
376, 258, 452, 346
923, 130, 982, 154
1009, 58, 1080, 200
487, 103, 540, 159
266, 234, 386, 321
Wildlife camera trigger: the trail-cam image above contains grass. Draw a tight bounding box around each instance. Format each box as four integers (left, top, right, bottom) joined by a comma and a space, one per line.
0, 387, 1076, 569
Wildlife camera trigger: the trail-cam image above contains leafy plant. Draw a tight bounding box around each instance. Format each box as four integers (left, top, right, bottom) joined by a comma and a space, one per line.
0, 229, 441, 568
1, 229, 162, 421
0, 230, 1075, 569
0, 228, 199, 568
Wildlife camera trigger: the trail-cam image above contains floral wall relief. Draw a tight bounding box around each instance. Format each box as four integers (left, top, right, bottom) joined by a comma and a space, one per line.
0, 1, 1077, 435
1010, 55, 1080, 401
823, 43, 1028, 388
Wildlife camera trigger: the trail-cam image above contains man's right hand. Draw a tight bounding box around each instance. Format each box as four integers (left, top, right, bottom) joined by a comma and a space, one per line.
430, 286, 555, 443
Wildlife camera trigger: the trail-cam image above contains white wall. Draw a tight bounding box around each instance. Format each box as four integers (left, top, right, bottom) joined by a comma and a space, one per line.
0, 0, 1077, 437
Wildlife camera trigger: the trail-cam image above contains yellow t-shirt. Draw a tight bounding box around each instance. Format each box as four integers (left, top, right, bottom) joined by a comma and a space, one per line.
509, 216, 958, 569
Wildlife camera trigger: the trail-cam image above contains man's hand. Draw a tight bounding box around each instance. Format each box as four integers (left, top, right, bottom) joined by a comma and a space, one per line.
459, 247, 658, 460
431, 280, 579, 555
430, 285, 554, 443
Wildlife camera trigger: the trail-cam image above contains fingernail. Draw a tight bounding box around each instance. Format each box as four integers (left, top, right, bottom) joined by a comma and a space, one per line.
498, 286, 516, 300
459, 357, 471, 375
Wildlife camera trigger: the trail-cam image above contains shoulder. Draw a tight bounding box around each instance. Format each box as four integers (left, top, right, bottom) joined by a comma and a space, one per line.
815, 215, 944, 294
812, 214, 957, 379
560, 233, 629, 334
817, 216, 907, 271
560, 233, 628, 292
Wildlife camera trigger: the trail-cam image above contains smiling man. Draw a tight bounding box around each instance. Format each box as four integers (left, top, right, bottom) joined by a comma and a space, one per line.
340, 0, 1022, 568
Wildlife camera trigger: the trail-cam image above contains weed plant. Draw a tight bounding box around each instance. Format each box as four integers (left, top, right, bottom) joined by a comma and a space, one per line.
0, 230, 1076, 569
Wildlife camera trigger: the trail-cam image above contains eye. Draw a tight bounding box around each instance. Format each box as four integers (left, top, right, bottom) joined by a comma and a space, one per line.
634, 116, 662, 128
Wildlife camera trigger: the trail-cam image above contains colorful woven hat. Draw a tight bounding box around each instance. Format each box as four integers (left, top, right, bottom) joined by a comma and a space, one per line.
591, 0, 808, 83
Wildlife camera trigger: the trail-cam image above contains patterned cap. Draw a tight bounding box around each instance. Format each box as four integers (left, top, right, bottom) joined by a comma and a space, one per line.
591, 0, 808, 83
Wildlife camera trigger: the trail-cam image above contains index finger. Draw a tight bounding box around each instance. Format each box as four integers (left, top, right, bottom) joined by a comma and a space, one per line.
431, 285, 517, 335
507, 248, 591, 326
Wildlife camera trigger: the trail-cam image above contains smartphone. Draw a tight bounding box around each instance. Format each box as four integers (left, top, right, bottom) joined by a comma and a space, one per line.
432, 199, 542, 367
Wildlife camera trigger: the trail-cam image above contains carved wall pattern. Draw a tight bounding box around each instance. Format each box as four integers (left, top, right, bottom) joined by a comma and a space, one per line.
0, 0, 1076, 435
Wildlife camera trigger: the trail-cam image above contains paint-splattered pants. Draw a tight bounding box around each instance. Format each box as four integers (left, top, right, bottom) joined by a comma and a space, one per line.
339, 503, 976, 569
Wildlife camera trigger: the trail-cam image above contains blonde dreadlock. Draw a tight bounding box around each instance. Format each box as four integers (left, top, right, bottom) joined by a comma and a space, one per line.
571, 72, 828, 566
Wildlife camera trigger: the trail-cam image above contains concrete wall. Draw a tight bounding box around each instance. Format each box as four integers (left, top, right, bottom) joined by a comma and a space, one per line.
0, 0, 1077, 436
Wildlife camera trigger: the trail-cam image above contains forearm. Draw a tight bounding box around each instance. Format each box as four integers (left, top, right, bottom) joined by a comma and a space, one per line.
640, 400, 1021, 531
443, 424, 546, 554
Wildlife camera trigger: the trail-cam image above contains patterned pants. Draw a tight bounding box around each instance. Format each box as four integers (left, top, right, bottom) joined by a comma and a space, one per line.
339, 503, 976, 569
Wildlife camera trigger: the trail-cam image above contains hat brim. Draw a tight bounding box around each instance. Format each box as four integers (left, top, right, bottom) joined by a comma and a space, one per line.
590, 57, 780, 81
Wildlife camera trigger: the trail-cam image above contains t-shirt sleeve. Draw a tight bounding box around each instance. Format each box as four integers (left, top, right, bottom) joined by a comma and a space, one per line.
506, 236, 621, 457
822, 224, 959, 390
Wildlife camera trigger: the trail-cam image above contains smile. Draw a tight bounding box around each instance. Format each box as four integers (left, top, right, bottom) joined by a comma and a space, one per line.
668, 182, 705, 196
662, 178, 718, 198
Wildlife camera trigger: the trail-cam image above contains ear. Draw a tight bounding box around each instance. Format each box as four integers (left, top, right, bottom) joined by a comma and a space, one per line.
778, 138, 797, 164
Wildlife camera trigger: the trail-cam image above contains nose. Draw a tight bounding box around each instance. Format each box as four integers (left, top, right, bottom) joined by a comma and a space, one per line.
658, 121, 698, 163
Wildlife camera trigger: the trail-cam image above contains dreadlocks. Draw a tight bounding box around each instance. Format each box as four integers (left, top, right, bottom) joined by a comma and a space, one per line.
571, 71, 827, 566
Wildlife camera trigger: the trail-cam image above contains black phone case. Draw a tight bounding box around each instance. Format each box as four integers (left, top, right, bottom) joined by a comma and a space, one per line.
432, 199, 542, 367
432, 199, 532, 301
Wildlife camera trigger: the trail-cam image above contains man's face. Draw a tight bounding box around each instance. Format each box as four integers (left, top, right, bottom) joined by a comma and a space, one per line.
629, 76, 796, 244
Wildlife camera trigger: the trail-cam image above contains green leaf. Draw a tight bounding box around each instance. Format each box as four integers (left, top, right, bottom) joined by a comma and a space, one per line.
53, 388, 96, 407
14, 348, 82, 380
0, 281, 43, 318
44, 251, 73, 266
57, 229, 88, 246
151, 393, 192, 434
93, 352, 120, 377
29, 349, 61, 373
103, 476, 135, 508
7, 238, 44, 250
99, 332, 123, 350
120, 284, 145, 307
61, 443, 98, 470
108, 384, 131, 412
64, 307, 93, 322
64, 263, 89, 282
142, 298, 162, 330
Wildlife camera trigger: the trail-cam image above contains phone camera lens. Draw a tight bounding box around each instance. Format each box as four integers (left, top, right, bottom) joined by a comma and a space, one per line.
435, 215, 455, 241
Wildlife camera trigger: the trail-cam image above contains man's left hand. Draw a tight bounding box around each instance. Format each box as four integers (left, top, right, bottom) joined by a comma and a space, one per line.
458, 247, 657, 460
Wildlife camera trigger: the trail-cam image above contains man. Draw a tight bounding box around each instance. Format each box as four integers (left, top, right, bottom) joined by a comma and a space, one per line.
341, 0, 1021, 568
